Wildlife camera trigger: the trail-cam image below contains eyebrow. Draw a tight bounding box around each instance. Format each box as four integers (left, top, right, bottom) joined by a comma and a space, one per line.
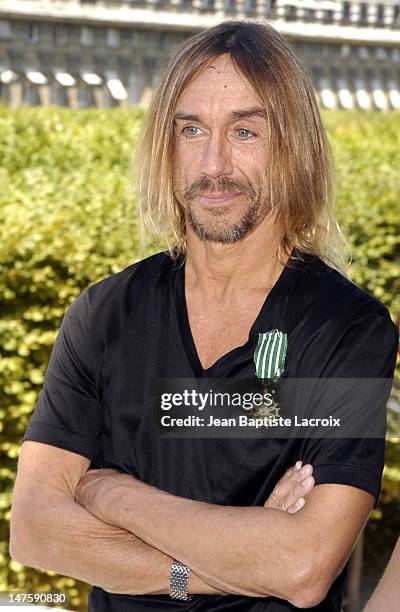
173, 107, 268, 122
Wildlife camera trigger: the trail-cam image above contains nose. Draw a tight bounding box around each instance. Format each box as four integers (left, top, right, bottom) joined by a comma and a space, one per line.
199, 131, 233, 179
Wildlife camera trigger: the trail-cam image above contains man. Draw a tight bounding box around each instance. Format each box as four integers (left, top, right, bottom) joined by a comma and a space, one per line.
10, 20, 398, 611
363, 328, 400, 612
363, 536, 400, 611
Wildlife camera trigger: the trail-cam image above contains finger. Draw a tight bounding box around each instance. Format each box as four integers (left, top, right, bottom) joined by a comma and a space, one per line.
281, 460, 303, 483
299, 463, 313, 477
286, 497, 305, 514
288, 463, 313, 485
281, 463, 313, 494
263, 462, 309, 509
273, 462, 310, 500
285, 476, 315, 509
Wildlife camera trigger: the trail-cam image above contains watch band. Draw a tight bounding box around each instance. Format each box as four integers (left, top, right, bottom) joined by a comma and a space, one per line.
169, 559, 193, 601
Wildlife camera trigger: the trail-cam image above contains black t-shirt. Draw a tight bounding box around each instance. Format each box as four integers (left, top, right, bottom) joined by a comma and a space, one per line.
22, 248, 399, 611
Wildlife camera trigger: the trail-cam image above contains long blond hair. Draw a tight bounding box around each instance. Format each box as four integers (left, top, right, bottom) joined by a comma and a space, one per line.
131, 19, 351, 274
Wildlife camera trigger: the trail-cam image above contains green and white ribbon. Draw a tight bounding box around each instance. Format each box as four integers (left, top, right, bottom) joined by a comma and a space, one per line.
253, 329, 287, 381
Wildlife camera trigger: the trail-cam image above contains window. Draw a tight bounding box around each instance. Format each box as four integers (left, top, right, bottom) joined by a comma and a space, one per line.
94, 27, 106, 44
340, 44, 351, 59
391, 48, 400, 62
107, 28, 120, 47
225, 0, 236, 10
358, 46, 370, 60
53, 24, 68, 44
26, 23, 39, 43
24, 82, 40, 105
78, 84, 95, 107
0, 20, 11, 39
246, 0, 257, 11
286, 5, 297, 20
375, 47, 388, 61
121, 29, 132, 44
360, 3, 368, 20
80, 26, 94, 46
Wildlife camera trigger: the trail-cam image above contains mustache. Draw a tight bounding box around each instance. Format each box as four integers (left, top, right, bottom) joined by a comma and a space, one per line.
183, 176, 256, 201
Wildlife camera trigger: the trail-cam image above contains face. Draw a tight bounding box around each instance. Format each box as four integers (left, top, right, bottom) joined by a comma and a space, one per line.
172, 54, 272, 245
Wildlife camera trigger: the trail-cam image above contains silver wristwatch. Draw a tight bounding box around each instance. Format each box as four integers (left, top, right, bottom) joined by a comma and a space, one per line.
169, 559, 193, 601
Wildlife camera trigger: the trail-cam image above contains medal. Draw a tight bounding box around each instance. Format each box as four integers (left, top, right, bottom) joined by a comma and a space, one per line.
253, 329, 287, 383
250, 329, 288, 421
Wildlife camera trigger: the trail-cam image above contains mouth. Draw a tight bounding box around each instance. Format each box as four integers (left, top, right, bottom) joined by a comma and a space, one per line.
198, 193, 241, 203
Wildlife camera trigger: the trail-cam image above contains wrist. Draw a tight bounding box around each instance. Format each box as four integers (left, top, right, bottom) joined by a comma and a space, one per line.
169, 559, 193, 602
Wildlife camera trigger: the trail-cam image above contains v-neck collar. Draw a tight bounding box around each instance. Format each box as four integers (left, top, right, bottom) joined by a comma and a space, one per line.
174, 248, 301, 378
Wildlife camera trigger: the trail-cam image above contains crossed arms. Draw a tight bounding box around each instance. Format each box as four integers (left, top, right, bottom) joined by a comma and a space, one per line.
10, 440, 374, 608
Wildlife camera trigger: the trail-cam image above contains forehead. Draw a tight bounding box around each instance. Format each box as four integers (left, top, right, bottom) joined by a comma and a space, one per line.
176, 54, 262, 116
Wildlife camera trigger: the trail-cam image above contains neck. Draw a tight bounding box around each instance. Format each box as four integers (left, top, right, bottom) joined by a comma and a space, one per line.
183, 210, 292, 298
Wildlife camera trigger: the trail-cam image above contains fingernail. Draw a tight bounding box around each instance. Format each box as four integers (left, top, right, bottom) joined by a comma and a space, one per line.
295, 461, 302, 469
300, 464, 309, 474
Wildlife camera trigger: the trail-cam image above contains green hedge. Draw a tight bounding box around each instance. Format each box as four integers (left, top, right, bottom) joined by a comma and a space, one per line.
0, 106, 399, 610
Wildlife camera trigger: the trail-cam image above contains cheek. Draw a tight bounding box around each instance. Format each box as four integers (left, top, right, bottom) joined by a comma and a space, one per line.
174, 147, 200, 181
237, 151, 267, 183
234, 143, 267, 163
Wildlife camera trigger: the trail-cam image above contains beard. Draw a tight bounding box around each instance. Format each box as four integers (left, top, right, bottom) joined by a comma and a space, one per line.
180, 175, 271, 244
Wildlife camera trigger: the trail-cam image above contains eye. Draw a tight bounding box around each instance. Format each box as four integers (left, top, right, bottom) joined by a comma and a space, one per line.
181, 126, 201, 138
179, 126, 257, 140
236, 128, 256, 140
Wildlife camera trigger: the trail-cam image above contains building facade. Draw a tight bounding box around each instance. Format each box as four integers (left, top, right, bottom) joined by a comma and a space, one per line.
0, 0, 399, 109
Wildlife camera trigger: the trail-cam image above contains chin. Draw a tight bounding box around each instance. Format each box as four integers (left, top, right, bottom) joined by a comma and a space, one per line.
190, 218, 257, 244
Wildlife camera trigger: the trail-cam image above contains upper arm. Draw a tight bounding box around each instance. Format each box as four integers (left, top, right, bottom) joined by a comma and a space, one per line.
16, 440, 91, 497
10, 441, 90, 557
294, 482, 374, 604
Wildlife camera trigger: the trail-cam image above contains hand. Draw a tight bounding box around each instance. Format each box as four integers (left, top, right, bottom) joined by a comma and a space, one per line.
75, 468, 135, 523
264, 461, 315, 514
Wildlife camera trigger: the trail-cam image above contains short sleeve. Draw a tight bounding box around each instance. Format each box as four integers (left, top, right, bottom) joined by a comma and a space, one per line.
298, 308, 399, 507
22, 288, 103, 464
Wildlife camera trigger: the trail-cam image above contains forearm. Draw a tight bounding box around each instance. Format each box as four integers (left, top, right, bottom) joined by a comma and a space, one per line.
83, 476, 303, 600
127, 488, 299, 599
10, 486, 225, 596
